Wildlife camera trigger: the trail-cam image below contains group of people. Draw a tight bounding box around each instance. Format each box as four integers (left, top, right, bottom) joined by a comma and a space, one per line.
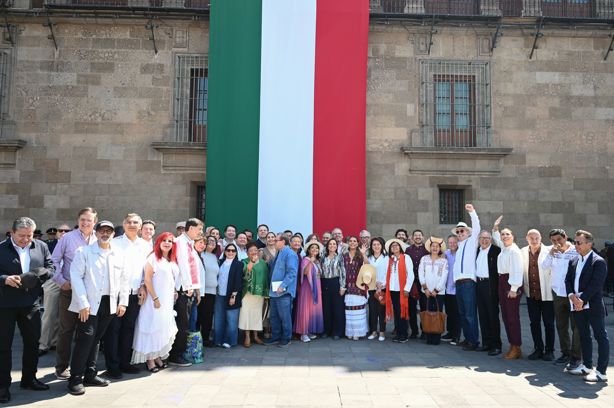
0, 204, 610, 403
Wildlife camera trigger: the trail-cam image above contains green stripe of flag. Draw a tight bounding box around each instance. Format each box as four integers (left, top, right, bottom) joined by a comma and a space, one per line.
206, 0, 262, 231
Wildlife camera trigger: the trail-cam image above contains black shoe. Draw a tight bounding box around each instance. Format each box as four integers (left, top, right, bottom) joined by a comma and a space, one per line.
83, 376, 110, 387
457, 339, 469, 347
463, 343, 478, 351
528, 350, 544, 361
168, 356, 192, 367
20, 378, 49, 391
555, 354, 570, 364
441, 333, 453, 342
488, 348, 502, 356
542, 352, 555, 362
120, 365, 140, 374
0, 388, 10, 403
476, 346, 491, 352
391, 336, 400, 343
449, 338, 460, 346
67, 381, 85, 396
409, 333, 418, 339
38, 349, 49, 357
264, 338, 279, 346
419, 333, 426, 341
398, 336, 409, 344
103, 369, 123, 380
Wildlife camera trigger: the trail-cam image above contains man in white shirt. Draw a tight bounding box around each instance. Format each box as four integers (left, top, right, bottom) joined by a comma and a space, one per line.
168, 218, 203, 367
564, 230, 609, 382
541, 228, 581, 368
235, 233, 249, 261
103, 214, 150, 378
452, 204, 481, 351
140, 220, 156, 250
475, 230, 502, 355
66, 221, 128, 396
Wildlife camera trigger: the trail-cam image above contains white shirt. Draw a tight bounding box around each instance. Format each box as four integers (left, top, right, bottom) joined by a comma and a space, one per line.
476, 245, 490, 278
493, 231, 523, 292
388, 254, 414, 292
112, 234, 150, 292
236, 246, 248, 261
368, 254, 389, 288
418, 255, 448, 294
453, 210, 481, 282
175, 233, 202, 290
11, 238, 30, 273
570, 253, 591, 310
99, 248, 111, 296
541, 245, 578, 297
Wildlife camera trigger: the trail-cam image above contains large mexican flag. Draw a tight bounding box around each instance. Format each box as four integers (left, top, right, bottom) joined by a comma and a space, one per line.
206, 0, 369, 236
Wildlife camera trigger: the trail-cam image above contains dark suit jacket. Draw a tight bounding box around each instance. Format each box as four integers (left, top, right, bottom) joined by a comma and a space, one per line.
565, 251, 607, 316
476, 245, 501, 297
0, 238, 55, 308
218, 258, 244, 310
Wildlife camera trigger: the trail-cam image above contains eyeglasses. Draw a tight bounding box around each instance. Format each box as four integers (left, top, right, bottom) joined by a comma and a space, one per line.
456, 229, 466, 234
573, 241, 586, 246
58, 229, 71, 233
360, 236, 370, 239
225, 249, 237, 253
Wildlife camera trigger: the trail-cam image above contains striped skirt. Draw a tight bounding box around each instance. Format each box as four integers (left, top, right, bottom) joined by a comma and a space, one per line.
344, 294, 368, 337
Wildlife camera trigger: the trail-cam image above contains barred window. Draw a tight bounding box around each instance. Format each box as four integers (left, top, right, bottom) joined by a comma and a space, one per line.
439, 188, 464, 224
420, 60, 491, 148
0, 49, 12, 138
195, 184, 206, 220
174, 54, 208, 144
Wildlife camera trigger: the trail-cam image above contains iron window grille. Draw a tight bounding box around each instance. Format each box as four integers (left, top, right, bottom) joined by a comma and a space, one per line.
196, 184, 205, 220
173, 54, 208, 144
439, 188, 464, 224
419, 60, 491, 148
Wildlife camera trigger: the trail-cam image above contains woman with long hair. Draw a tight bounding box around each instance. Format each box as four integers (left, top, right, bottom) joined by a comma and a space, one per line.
367, 237, 388, 341
493, 216, 524, 360
132, 232, 179, 372
294, 241, 324, 342
238, 243, 269, 347
320, 238, 346, 340
213, 243, 244, 348
418, 237, 448, 345
197, 235, 219, 347
384, 239, 414, 343
260, 231, 277, 265
343, 236, 368, 340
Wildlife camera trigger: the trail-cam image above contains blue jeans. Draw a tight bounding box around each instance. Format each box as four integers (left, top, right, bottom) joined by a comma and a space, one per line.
574, 310, 610, 374
213, 295, 240, 346
456, 280, 479, 346
270, 294, 293, 343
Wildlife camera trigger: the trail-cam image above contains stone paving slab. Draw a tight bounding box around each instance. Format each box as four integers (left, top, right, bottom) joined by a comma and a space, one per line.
5, 303, 614, 407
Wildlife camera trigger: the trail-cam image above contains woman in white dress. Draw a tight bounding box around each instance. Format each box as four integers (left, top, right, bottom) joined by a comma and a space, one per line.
132, 232, 179, 372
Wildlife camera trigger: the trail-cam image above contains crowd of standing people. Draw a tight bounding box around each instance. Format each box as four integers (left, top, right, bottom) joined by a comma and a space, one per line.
0, 203, 611, 403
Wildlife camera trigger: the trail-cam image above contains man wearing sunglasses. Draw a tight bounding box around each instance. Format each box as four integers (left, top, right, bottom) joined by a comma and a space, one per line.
565, 230, 609, 382
451, 204, 481, 351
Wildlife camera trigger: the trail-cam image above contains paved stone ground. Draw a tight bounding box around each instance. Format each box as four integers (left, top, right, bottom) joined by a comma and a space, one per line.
6, 302, 614, 408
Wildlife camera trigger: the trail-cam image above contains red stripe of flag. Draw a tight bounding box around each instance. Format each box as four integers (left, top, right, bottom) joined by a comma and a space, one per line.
313, 0, 369, 236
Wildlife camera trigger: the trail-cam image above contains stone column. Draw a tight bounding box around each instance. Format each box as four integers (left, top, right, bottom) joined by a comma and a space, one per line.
481, 0, 502, 16
522, 0, 542, 17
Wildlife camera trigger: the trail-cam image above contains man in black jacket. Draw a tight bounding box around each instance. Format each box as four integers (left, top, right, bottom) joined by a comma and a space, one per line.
0, 217, 55, 403
475, 230, 502, 356
565, 230, 609, 382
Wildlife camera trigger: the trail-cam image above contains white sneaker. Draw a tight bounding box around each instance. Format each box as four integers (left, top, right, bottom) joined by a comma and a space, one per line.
567, 363, 590, 376
584, 369, 608, 382
301, 335, 311, 343
309, 334, 317, 340
222, 343, 231, 349
367, 333, 377, 340
378, 335, 385, 342
352, 336, 359, 341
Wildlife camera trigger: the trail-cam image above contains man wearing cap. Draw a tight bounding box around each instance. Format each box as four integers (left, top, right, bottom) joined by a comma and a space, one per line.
38, 223, 72, 357
452, 204, 481, 351
0, 217, 54, 403
52, 208, 97, 380
66, 221, 128, 395
176, 221, 186, 237
103, 213, 151, 378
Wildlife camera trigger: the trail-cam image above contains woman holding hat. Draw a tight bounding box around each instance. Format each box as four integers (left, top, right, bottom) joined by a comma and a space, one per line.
238, 243, 269, 347
418, 237, 449, 345
343, 236, 368, 340
294, 241, 324, 342
384, 238, 415, 343
367, 237, 388, 341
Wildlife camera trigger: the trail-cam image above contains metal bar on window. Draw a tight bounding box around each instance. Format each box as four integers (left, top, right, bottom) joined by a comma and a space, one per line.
174, 54, 208, 144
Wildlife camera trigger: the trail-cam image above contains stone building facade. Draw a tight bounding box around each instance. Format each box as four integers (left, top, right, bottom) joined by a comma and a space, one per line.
0, 1, 613, 244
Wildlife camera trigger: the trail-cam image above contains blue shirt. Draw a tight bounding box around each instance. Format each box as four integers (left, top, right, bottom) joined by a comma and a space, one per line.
269, 246, 299, 298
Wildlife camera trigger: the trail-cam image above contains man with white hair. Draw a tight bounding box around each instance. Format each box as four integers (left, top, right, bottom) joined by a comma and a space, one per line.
521, 229, 555, 361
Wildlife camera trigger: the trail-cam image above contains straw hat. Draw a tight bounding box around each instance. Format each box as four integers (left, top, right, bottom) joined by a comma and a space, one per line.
356, 264, 377, 291
425, 236, 446, 256
385, 238, 408, 254
303, 240, 324, 255
451, 222, 472, 235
